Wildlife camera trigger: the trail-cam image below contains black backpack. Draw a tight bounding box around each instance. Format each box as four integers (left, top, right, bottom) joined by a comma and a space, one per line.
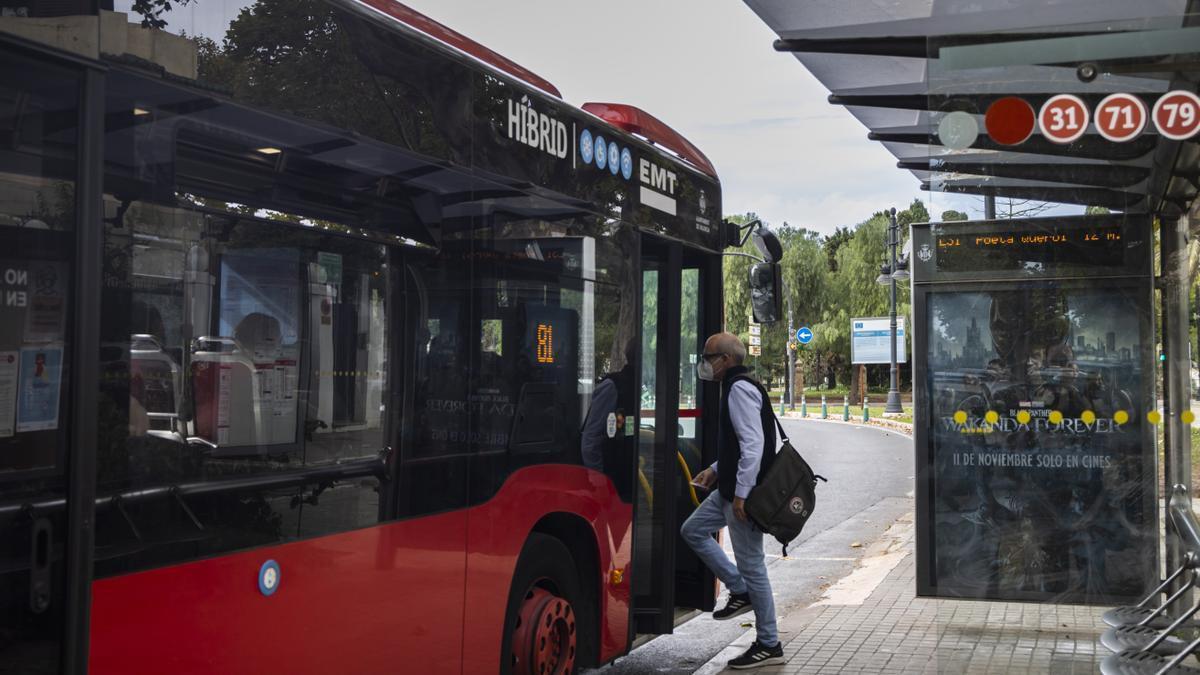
745, 411, 826, 557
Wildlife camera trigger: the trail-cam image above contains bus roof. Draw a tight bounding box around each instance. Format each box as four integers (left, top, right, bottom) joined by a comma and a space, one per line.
350, 0, 718, 181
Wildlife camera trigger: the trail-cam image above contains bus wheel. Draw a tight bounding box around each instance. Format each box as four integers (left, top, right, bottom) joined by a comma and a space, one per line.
503, 533, 590, 675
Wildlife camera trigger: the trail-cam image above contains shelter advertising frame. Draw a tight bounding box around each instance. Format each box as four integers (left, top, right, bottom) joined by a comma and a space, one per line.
911, 214, 1157, 605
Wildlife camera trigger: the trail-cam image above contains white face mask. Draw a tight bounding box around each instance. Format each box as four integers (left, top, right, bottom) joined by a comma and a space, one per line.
697, 359, 716, 381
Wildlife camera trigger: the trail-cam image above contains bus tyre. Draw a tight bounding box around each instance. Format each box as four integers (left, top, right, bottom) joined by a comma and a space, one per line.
502, 533, 593, 675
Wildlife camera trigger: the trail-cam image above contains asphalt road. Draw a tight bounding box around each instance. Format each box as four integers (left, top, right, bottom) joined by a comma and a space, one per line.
587, 418, 914, 675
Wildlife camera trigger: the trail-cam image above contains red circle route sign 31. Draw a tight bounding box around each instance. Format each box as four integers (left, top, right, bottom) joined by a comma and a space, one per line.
1095, 93, 1147, 142
1039, 94, 1089, 144
1153, 90, 1200, 141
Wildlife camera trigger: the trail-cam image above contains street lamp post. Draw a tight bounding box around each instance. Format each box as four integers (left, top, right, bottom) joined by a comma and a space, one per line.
879, 207, 908, 414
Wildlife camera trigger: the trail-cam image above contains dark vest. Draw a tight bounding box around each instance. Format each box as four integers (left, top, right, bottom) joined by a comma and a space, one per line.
717, 365, 777, 501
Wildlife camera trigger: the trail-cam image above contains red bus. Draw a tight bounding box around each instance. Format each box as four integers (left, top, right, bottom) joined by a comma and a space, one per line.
0, 1, 774, 673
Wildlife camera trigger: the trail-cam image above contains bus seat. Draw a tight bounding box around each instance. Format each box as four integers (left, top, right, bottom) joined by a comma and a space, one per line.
189, 336, 262, 451
234, 312, 298, 445
129, 334, 182, 437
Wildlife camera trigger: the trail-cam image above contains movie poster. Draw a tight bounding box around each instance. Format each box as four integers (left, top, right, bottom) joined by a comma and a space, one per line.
925, 285, 1153, 603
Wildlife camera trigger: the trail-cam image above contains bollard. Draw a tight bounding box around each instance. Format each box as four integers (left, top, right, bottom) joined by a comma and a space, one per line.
821, 395, 828, 419
801, 396, 807, 418
779, 395, 786, 417
863, 396, 870, 422
843, 395, 849, 421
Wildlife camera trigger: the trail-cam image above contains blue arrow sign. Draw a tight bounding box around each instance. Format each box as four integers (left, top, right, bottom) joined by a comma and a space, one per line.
796, 327, 813, 344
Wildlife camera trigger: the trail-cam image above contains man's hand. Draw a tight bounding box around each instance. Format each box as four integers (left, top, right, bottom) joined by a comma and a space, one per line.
692, 467, 717, 490
733, 497, 748, 522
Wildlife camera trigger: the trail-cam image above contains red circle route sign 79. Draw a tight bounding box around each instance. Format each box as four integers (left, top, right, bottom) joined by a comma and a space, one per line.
1153, 90, 1200, 141
1095, 93, 1147, 142
1039, 94, 1089, 144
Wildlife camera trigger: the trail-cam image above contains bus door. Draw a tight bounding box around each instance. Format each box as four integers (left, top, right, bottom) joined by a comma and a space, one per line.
671, 252, 721, 613
634, 238, 719, 632
0, 43, 94, 674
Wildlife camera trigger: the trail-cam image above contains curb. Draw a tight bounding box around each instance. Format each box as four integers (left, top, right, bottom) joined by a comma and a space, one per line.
780, 413, 913, 436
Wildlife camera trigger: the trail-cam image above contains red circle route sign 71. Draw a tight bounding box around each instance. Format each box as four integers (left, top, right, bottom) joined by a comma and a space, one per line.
1095, 93, 1147, 142
1038, 94, 1089, 144
1153, 90, 1200, 141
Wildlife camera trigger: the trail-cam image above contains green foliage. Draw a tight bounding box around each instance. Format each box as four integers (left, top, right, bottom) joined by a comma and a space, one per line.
822, 226, 852, 272
940, 209, 969, 222
722, 213, 758, 338
725, 201, 928, 390
132, 0, 193, 29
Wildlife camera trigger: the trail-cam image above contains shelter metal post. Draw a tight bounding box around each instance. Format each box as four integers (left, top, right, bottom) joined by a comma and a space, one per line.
787, 294, 795, 410
885, 208, 903, 414
1163, 213, 1192, 609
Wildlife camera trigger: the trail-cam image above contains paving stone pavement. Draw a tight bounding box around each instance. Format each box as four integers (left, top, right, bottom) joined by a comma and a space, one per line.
715, 521, 1141, 674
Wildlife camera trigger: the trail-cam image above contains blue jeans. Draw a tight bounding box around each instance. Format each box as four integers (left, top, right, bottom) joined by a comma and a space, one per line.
680, 490, 778, 647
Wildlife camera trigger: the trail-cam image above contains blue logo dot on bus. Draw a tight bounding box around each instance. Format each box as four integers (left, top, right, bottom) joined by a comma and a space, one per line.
579, 129, 593, 164
594, 137, 607, 170
620, 148, 633, 180
608, 144, 620, 175
258, 559, 281, 596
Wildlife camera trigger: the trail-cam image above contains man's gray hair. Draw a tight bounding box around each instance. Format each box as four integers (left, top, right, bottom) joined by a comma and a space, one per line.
728, 339, 747, 365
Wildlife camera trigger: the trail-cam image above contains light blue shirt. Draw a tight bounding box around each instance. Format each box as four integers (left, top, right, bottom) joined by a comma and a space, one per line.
710, 379, 765, 499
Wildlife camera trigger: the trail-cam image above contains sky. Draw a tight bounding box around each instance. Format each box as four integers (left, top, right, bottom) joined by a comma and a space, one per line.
115, 0, 979, 236
398, 0, 937, 235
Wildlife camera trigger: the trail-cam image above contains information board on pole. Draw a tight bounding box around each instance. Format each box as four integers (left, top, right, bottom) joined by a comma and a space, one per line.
851, 317, 906, 364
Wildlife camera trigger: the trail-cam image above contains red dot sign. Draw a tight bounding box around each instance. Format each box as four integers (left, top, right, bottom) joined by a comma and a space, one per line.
1095, 93, 1147, 142
985, 97, 1035, 145
1039, 94, 1089, 144
1152, 90, 1200, 141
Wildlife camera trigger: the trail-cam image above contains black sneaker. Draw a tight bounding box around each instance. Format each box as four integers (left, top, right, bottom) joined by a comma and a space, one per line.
713, 592, 752, 620
727, 640, 784, 669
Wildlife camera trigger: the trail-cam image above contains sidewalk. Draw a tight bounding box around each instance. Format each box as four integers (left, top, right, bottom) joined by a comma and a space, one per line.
706, 515, 1112, 674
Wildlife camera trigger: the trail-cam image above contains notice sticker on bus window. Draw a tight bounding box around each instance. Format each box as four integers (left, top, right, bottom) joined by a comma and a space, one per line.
0, 351, 17, 438
606, 412, 617, 438
16, 345, 62, 433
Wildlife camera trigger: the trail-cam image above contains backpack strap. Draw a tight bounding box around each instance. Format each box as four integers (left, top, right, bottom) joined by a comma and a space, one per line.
729, 375, 830, 484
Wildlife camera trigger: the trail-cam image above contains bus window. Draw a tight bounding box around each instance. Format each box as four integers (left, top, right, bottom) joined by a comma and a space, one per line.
408, 215, 639, 510
95, 198, 391, 575
0, 49, 79, 675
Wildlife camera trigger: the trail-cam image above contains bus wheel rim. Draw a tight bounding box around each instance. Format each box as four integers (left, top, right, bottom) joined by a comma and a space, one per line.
511, 584, 576, 675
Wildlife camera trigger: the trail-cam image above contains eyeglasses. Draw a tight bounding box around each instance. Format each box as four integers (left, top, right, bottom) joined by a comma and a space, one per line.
701, 352, 727, 361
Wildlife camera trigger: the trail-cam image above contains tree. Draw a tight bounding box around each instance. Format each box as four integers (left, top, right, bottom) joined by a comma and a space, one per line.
1085, 206, 1111, 216
940, 209, 969, 221
132, 0, 193, 28
975, 196, 1054, 219
722, 213, 759, 338
721, 217, 830, 387
896, 198, 929, 229
822, 226, 852, 272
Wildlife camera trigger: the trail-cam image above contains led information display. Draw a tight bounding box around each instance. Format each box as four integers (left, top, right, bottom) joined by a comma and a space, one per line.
912, 215, 1156, 605
912, 215, 1151, 283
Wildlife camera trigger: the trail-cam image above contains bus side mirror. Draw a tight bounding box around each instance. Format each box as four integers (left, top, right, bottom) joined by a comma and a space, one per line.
749, 262, 782, 324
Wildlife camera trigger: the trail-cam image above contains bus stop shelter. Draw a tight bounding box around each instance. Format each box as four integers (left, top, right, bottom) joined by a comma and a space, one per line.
742, 0, 1200, 665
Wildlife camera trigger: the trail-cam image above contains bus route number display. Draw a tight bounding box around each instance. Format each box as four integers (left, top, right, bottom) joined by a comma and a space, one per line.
536, 323, 554, 364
